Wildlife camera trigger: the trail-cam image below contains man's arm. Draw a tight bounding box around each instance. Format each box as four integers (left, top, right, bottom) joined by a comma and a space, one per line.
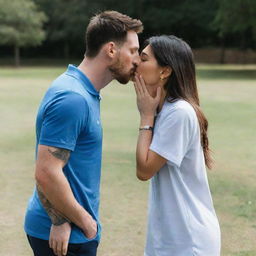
37, 184, 70, 225
37, 147, 70, 226
35, 145, 97, 239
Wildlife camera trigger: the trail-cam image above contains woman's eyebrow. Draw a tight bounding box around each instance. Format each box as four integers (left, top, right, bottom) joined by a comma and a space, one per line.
141, 52, 149, 57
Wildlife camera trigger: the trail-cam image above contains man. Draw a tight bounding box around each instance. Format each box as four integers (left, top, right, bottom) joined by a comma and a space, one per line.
24, 10, 143, 256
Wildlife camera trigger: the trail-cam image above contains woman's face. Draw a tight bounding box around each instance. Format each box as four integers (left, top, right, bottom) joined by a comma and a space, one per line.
136, 45, 163, 87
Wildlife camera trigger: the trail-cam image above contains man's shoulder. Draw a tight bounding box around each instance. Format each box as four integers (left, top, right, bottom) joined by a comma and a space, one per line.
39, 84, 89, 120
44, 73, 89, 102
50, 72, 81, 92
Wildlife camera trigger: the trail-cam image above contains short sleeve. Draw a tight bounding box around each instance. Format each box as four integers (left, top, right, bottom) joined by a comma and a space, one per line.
39, 91, 89, 151
150, 108, 192, 167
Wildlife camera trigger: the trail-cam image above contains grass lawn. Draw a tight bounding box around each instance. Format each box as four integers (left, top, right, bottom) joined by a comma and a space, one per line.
0, 64, 255, 256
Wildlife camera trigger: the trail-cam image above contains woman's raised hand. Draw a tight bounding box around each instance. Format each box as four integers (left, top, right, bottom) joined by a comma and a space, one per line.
134, 74, 161, 118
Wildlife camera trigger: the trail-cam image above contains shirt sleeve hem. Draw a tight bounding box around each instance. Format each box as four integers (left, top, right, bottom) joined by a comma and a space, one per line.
39, 140, 75, 151
150, 144, 181, 168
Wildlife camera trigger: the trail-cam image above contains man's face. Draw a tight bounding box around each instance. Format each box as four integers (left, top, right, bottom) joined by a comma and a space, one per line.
109, 31, 140, 84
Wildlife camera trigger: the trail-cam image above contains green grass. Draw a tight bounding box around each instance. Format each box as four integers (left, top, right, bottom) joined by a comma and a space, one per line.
0, 65, 255, 256
196, 64, 256, 80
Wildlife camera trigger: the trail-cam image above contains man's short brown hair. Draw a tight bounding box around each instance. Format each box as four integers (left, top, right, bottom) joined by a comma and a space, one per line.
85, 11, 143, 57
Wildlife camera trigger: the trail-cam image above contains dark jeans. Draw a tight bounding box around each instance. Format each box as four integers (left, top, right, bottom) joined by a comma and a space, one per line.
27, 235, 98, 256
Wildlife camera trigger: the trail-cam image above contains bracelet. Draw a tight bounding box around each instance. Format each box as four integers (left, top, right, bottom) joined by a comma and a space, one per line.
139, 125, 154, 131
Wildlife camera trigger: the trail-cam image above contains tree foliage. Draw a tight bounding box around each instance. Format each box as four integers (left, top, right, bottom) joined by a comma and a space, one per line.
213, 0, 256, 48
0, 0, 46, 47
0, 0, 255, 62
0, 0, 47, 66
139, 0, 218, 47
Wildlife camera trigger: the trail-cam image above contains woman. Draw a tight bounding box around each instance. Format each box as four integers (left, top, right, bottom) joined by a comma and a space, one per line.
134, 35, 221, 256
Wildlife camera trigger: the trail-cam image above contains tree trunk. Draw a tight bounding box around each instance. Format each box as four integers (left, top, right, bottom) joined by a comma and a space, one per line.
14, 45, 20, 67
241, 32, 246, 64
219, 38, 225, 64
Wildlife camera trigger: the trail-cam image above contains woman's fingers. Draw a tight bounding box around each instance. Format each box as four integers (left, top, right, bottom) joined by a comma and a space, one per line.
137, 75, 145, 94
135, 74, 150, 98
133, 80, 139, 96
138, 74, 160, 102
138, 75, 148, 95
134, 75, 143, 96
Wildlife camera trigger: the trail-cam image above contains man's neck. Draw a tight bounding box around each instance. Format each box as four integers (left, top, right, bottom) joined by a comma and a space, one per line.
78, 57, 113, 92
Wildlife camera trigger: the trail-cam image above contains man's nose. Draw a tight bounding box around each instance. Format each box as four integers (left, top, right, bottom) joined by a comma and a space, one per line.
133, 54, 141, 66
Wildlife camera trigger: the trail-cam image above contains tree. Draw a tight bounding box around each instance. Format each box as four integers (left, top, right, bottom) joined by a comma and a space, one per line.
19, 0, 221, 59
0, 0, 47, 66
213, 0, 256, 62
34, 0, 101, 59
137, 0, 218, 47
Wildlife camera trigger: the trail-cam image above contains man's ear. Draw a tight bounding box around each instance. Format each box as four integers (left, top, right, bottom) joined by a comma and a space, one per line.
105, 42, 118, 59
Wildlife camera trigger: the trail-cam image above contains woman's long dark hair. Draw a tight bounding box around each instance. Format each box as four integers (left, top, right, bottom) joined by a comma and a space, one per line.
145, 35, 213, 169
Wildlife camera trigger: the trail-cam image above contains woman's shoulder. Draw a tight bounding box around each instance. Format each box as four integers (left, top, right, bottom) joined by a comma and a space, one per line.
163, 99, 196, 118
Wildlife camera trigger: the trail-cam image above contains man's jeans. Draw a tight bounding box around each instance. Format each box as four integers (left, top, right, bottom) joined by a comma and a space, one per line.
27, 235, 98, 256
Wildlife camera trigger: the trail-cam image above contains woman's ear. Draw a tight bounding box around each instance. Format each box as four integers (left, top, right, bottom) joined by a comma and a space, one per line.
163, 66, 172, 79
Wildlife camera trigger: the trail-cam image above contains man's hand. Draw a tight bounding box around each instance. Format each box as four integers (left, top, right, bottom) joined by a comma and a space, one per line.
49, 222, 71, 256
83, 215, 97, 239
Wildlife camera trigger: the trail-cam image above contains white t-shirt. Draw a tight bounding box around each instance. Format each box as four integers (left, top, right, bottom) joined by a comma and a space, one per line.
145, 99, 221, 256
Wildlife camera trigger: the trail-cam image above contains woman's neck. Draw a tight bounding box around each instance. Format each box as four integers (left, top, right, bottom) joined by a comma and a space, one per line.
146, 85, 167, 113
158, 89, 167, 113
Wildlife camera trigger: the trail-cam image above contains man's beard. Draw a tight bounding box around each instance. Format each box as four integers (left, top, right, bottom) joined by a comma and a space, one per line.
109, 58, 136, 84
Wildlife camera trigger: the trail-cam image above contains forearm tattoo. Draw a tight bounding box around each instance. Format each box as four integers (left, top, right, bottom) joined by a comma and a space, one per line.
37, 185, 70, 226
48, 147, 70, 164
36, 147, 71, 225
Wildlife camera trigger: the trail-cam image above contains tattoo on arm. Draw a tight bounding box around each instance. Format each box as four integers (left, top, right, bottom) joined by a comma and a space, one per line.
37, 185, 71, 226
48, 147, 70, 164
36, 147, 71, 225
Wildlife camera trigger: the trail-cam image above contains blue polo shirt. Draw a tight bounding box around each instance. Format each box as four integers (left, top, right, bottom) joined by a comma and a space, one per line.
24, 65, 102, 243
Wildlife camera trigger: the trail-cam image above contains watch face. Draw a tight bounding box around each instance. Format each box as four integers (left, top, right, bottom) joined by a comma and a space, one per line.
139, 125, 153, 131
